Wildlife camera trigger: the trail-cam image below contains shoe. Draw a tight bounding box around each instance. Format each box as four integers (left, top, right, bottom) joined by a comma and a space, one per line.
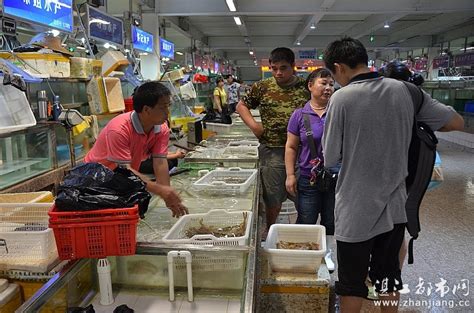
324, 249, 335, 273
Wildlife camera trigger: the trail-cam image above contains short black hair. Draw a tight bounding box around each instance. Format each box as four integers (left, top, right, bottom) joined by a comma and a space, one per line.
323, 37, 368, 73
269, 47, 295, 65
133, 81, 171, 113
305, 68, 333, 91
216, 77, 225, 84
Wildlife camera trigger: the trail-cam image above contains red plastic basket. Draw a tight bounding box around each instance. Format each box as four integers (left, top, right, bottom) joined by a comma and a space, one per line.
124, 98, 134, 112
49, 205, 139, 260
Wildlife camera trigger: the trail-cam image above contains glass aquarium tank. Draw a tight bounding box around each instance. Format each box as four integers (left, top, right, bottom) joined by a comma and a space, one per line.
0, 125, 54, 190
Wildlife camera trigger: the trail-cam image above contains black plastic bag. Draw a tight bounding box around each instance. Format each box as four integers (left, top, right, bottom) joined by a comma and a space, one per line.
56, 163, 150, 218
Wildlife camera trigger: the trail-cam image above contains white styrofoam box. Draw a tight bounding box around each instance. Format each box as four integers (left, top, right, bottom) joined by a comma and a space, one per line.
193, 167, 258, 195
163, 210, 252, 246
276, 200, 297, 224
101, 51, 129, 76
0, 84, 36, 134
0, 52, 70, 78
204, 122, 233, 134
264, 224, 326, 273
227, 140, 260, 148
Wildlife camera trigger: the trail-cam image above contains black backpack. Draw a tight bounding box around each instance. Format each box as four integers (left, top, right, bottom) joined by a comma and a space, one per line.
403, 81, 438, 264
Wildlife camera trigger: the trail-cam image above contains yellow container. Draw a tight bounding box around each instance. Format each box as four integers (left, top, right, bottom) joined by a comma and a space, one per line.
11, 280, 44, 302
172, 117, 196, 132
0, 283, 21, 313
0, 52, 70, 78
162, 69, 184, 81
193, 106, 205, 114
90, 59, 103, 76
101, 51, 129, 76
69, 57, 90, 78
0, 191, 53, 203
103, 77, 125, 113
87, 77, 109, 114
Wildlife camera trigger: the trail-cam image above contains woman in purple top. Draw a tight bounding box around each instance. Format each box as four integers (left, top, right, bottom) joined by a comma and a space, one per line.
285, 68, 335, 270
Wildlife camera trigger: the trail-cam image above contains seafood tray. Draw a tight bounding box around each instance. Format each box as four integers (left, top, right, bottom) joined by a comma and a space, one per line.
264, 224, 326, 273
193, 168, 257, 194
162, 210, 252, 246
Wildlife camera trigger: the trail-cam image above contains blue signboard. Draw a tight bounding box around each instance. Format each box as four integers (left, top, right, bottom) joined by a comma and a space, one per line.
3, 0, 74, 33
298, 49, 317, 60
132, 26, 153, 53
160, 38, 174, 59
87, 5, 123, 46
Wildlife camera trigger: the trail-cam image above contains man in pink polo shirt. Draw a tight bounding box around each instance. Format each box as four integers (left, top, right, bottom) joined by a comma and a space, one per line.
85, 81, 187, 217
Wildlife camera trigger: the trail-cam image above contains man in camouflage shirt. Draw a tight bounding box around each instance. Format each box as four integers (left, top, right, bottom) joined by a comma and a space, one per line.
237, 47, 309, 231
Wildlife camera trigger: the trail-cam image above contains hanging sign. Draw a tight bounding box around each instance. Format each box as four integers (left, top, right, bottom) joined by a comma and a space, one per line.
298, 49, 317, 59
454, 52, 474, 67
160, 38, 174, 59
3, 0, 74, 33
87, 5, 124, 46
132, 26, 153, 53
432, 56, 449, 69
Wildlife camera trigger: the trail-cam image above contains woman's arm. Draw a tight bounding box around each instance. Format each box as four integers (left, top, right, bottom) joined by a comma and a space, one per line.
285, 132, 300, 196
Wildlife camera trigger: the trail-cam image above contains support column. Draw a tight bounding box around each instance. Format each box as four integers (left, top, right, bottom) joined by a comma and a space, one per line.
141, 13, 161, 80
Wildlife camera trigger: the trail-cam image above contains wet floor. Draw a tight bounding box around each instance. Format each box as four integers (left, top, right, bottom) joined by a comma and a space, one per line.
328, 141, 474, 313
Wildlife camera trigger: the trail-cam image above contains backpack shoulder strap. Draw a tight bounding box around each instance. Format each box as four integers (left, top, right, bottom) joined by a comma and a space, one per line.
402, 81, 424, 115
302, 113, 318, 160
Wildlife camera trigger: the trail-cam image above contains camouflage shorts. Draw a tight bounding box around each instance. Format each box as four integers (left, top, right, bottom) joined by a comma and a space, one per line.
259, 144, 288, 208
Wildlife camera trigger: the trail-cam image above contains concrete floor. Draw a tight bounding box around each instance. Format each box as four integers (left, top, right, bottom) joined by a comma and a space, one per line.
329, 141, 474, 313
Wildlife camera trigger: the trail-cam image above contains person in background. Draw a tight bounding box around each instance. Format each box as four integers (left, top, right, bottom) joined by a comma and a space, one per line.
285, 68, 336, 271
237, 47, 309, 232
322, 37, 464, 313
224, 75, 241, 114
213, 77, 228, 114
85, 81, 188, 218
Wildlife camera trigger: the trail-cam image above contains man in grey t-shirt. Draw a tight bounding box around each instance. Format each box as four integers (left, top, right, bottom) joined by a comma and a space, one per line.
322, 37, 464, 313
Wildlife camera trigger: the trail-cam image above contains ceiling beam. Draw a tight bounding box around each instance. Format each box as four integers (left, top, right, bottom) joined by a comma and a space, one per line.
163, 16, 209, 46
387, 12, 474, 45
151, 0, 474, 16
209, 35, 434, 50
293, 0, 336, 45
432, 22, 474, 45
345, 14, 408, 39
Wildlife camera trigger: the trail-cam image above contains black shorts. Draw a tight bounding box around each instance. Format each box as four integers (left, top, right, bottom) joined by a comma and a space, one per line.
335, 224, 405, 299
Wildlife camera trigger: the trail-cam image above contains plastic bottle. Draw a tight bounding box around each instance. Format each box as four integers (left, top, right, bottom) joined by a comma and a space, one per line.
97, 258, 114, 305
52, 95, 62, 121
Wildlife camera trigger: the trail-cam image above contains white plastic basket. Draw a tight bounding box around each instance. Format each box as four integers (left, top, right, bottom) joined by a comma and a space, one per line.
222, 146, 258, 158
162, 209, 252, 246
264, 224, 326, 273
204, 122, 233, 134
0, 203, 57, 269
227, 140, 260, 148
276, 200, 297, 224
174, 254, 244, 272
193, 167, 258, 194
